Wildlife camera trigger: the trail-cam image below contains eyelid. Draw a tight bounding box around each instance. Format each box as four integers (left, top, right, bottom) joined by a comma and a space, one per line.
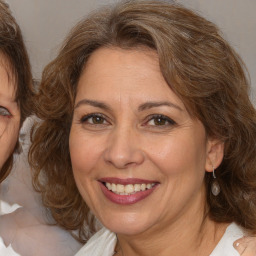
144, 114, 176, 126
80, 113, 110, 124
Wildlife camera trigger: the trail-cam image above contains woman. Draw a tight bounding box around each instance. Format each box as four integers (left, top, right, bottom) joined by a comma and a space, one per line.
29, 1, 256, 255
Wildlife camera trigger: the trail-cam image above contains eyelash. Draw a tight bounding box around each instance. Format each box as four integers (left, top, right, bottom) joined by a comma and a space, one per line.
144, 114, 176, 127
0, 106, 11, 117
80, 113, 109, 125
80, 113, 176, 128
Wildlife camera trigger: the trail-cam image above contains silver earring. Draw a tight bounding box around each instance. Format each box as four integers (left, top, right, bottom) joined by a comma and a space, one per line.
211, 166, 220, 196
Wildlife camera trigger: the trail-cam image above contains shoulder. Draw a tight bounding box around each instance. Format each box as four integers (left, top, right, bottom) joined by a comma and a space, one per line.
210, 223, 245, 256
75, 227, 117, 256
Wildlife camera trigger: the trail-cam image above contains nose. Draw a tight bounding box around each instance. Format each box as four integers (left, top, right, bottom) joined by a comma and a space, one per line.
103, 126, 145, 169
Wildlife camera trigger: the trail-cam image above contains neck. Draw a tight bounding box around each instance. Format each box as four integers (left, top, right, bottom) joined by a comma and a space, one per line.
116, 219, 228, 256
115, 190, 229, 256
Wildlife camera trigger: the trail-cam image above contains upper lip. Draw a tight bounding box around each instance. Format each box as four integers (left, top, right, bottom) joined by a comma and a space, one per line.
99, 177, 159, 185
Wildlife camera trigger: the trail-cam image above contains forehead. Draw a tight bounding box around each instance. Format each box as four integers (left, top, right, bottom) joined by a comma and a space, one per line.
0, 64, 16, 101
0, 53, 16, 102
76, 47, 185, 109
79, 47, 166, 95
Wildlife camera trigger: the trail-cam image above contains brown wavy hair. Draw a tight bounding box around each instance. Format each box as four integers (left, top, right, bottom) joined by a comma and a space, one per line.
29, 0, 256, 242
0, 0, 33, 182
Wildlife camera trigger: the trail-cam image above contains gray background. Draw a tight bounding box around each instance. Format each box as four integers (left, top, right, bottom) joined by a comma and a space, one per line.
6, 0, 256, 104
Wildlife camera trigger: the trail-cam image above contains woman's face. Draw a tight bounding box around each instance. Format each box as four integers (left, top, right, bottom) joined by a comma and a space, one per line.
0, 61, 20, 171
69, 47, 223, 235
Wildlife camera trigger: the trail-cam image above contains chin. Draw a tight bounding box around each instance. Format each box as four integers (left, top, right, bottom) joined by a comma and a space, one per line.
100, 212, 154, 236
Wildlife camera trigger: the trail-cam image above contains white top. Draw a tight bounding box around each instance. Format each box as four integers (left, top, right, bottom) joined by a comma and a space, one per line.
0, 237, 18, 256
75, 223, 244, 256
0, 117, 82, 256
0, 200, 20, 255
210, 223, 244, 256
75, 228, 116, 256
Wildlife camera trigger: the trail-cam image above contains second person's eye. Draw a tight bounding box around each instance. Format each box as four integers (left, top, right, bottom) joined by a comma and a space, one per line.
0, 106, 11, 117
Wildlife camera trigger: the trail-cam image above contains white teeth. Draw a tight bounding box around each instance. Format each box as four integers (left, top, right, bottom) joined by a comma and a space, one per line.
146, 184, 152, 189
116, 184, 124, 193
141, 184, 146, 191
105, 182, 156, 195
106, 183, 111, 190
124, 184, 134, 194
134, 184, 141, 192
112, 183, 117, 192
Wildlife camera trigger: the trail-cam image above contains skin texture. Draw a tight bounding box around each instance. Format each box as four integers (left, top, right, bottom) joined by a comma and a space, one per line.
0, 62, 20, 171
69, 47, 226, 255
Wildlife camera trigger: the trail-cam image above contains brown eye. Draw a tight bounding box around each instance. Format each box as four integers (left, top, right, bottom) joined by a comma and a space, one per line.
153, 117, 168, 126
91, 116, 105, 124
147, 115, 176, 127
81, 113, 108, 125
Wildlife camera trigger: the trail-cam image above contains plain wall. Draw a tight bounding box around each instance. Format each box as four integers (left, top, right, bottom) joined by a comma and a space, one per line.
6, 0, 256, 103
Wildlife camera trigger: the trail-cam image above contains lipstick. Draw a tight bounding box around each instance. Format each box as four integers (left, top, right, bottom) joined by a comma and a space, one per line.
98, 178, 159, 205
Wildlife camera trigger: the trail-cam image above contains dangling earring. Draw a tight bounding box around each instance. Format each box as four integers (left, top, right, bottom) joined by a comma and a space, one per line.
211, 166, 220, 196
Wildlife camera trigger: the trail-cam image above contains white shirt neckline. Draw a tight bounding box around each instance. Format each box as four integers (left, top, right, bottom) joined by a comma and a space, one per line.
75, 222, 244, 256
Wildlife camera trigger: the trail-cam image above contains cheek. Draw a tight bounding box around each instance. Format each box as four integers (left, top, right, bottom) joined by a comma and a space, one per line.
0, 123, 19, 169
69, 130, 103, 177
69, 130, 105, 210
145, 132, 207, 176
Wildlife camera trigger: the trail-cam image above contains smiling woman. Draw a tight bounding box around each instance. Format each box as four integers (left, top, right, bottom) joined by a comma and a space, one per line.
29, 1, 256, 256
69, 47, 221, 240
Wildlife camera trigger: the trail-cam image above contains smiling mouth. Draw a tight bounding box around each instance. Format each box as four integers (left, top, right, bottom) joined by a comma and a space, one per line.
103, 182, 157, 195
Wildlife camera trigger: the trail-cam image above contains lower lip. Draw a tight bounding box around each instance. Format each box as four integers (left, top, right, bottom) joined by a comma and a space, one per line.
99, 182, 158, 205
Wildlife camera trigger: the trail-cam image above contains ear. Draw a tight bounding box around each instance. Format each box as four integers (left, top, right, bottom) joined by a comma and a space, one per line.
205, 138, 224, 173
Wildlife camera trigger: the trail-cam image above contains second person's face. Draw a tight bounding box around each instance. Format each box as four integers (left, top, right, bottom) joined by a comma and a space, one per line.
0, 59, 20, 173
69, 47, 220, 236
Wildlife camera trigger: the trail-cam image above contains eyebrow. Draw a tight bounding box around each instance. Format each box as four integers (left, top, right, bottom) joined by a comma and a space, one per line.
138, 101, 183, 112
75, 99, 183, 112
75, 99, 112, 111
